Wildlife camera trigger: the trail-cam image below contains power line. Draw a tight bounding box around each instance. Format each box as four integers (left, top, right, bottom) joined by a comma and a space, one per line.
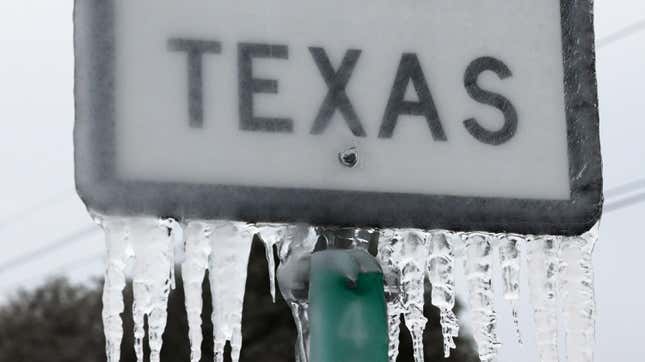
601, 178, 645, 213
0, 252, 105, 295
598, 19, 645, 48
0, 225, 100, 275
605, 192, 645, 214
604, 178, 645, 199
0, 190, 74, 231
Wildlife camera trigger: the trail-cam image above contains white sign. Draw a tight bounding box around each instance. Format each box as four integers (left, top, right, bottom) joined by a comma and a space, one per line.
75, 0, 602, 235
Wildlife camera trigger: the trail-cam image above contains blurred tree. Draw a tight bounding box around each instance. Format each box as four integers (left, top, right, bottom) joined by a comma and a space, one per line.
0, 237, 479, 362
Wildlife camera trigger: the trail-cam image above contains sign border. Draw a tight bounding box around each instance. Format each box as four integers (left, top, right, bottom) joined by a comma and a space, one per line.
74, 0, 603, 236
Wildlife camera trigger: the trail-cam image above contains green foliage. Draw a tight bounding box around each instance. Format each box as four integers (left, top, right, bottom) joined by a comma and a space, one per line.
0, 238, 479, 362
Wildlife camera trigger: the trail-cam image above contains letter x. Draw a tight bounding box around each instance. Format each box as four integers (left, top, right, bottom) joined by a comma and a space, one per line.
309, 47, 366, 137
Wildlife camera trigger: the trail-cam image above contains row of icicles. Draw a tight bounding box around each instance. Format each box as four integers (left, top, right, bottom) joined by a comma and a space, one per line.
96, 214, 597, 362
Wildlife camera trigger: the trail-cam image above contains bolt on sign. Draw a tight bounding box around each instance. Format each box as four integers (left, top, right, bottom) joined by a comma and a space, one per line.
74, 0, 602, 236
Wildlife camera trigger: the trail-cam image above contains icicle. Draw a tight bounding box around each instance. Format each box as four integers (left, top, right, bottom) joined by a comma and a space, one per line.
100, 217, 134, 362
427, 231, 459, 358
257, 224, 288, 303
208, 221, 256, 362
130, 218, 177, 362
386, 312, 403, 362
377, 229, 428, 362
377, 229, 404, 362
400, 230, 429, 362
182, 221, 213, 362
352, 228, 377, 251
291, 300, 311, 362
497, 234, 523, 343
277, 225, 320, 362
463, 232, 500, 362
161, 219, 182, 289
527, 235, 561, 362
319, 227, 375, 251
560, 225, 597, 362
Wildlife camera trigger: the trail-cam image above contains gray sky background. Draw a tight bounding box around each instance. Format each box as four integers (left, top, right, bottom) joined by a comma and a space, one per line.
0, 1, 643, 361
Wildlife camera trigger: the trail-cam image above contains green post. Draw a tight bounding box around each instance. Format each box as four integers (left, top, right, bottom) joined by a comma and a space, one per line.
308, 249, 389, 362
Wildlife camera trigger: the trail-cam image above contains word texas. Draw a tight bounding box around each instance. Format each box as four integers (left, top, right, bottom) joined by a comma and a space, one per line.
169, 38, 519, 146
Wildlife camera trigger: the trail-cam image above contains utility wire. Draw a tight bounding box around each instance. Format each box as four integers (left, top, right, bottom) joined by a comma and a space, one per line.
0, 225, 100, 275
0, 252, 105, 300
0, 17, 642, 279
605, 192, 645, 214
5, 252, 104, 288
596, 18, 645, 209
601, 178, 645, 213
598, 19, 645, 48
604, 178, 645, 199
0, 190, 75, 231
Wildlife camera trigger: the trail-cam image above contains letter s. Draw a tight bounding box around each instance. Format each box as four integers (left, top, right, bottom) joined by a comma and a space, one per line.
463, 57, 518, 146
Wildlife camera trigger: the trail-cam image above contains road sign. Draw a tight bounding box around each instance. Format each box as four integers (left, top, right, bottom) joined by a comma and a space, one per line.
74, 0, 602, 235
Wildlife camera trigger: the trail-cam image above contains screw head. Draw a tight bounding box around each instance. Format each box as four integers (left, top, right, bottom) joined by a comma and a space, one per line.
338, 147, 359, 168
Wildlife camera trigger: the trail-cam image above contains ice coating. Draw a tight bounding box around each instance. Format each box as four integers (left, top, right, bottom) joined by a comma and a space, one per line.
427, 232, 459, 358
527, 236, 561, 362
463, 233, 500, 362
100, 217, 134, 362
386, 312, 403, 362
75, 0, 602, 360
291, 301, 311, 362
208, 221, 256, 362
497, 234, 523, 343
319, 228, 375, 251
182, 222, 213, 362
95, 215, 599, 362
129, 218, 177, 362
560, 227, 597, 362
277, 225, 320, 362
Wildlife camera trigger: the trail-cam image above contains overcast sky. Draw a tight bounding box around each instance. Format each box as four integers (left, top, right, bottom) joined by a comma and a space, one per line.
0, 1, 644, 361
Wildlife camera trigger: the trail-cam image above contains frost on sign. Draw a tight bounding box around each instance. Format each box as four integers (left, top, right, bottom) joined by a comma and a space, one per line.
74, 1, 602, 362
74, 0, 601, 236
